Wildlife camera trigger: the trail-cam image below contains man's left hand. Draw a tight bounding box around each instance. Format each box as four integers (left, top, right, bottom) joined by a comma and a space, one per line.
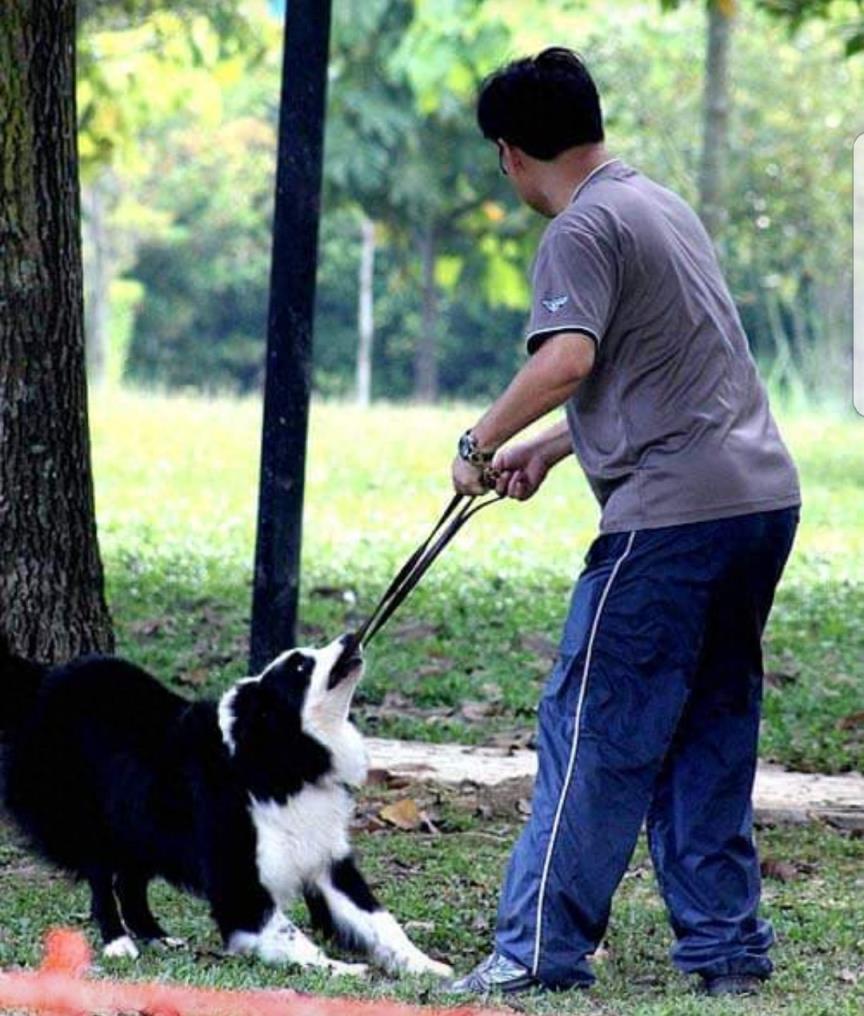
451, 455, 488, 495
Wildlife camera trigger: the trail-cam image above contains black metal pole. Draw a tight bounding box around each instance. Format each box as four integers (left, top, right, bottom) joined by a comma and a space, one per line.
249, 0, 333, 672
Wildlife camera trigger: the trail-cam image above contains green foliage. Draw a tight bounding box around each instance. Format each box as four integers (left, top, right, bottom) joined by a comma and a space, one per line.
124, 115, 276, 391
87, 0, 862, 402
758, 0, 863, 34
598, 2, 862, 399
77, 3, 267, 179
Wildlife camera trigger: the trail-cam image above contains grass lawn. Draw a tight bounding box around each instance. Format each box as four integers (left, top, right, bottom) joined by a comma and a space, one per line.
0, 390, 860, 1014
0, 784, 861, 1015
90, 390, 864, 774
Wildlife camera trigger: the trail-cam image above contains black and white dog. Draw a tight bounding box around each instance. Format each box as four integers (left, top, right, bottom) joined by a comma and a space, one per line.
0, 634, 451, 978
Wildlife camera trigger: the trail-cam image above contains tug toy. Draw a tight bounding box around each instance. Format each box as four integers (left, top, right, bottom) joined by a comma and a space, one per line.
0, 929, 509, 1016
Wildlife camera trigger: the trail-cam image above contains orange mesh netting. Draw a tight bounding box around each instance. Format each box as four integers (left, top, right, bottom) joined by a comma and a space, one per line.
0, 929, 510, 1016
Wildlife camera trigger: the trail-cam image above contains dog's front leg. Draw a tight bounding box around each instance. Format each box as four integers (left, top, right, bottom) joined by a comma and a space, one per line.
227, 910, 367, 976
305, 856, 452, 978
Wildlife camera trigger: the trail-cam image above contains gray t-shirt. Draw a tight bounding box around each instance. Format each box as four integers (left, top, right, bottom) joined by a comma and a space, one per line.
526, 158, 801, 533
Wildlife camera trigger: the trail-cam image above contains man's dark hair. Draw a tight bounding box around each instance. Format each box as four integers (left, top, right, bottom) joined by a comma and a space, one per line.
477, 47, 604, 160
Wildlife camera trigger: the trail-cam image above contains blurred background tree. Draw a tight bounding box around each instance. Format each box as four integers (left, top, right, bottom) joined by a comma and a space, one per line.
77, 0, 864, 405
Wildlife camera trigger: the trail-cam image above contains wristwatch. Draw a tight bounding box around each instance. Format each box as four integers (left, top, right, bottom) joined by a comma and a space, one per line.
458, 429, 496, 467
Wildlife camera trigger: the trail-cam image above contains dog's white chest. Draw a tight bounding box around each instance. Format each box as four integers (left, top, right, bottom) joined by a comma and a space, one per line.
250, 783, 353, 904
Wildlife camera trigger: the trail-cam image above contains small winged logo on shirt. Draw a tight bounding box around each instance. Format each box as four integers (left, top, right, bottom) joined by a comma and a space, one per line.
541, 295, 569, 313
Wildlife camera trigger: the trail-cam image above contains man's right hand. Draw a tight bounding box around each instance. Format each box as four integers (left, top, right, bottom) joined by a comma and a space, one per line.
492, 442, 551, 501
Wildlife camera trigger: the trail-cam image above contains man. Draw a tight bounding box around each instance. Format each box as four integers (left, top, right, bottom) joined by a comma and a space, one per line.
447, 48, 800, 999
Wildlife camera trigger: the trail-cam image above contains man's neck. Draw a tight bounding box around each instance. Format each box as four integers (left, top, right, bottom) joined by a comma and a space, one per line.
542, 145, 613, 216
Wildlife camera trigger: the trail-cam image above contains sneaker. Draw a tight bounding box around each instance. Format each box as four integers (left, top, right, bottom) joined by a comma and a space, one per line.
702, 974, 765, 997
444, 952, 541, 996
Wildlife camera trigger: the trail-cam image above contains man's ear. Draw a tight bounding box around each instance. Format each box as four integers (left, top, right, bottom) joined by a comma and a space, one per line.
506, 142, 528, 173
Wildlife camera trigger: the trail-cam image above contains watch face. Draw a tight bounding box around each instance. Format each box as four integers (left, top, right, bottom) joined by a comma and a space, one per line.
458, 432, 475, 460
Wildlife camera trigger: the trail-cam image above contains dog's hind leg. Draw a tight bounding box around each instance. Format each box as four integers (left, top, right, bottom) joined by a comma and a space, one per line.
115, 872, 183, 947
305, 856, 452, 978
86, 866, 139, 959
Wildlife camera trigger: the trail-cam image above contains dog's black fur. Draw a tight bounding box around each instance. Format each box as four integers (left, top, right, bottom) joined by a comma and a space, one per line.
0, 639, 289, 945
0, 634, 451, 976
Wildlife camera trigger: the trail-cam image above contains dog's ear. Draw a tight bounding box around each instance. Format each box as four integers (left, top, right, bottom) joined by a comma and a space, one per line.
228, 669, 332, 797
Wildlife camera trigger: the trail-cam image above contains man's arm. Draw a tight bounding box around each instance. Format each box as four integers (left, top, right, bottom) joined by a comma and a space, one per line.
508, 418, 573, 466
472, 331, 594, 448
452, 331, 594, 494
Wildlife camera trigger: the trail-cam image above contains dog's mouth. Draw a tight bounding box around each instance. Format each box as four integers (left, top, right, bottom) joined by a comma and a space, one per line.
327, 635, 364, 690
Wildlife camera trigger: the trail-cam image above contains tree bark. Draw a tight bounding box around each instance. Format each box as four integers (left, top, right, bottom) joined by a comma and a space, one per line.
0, 0, 114, 660
413, 223, 439, 403
698, 0, 736, 248
355, 214, 375, 407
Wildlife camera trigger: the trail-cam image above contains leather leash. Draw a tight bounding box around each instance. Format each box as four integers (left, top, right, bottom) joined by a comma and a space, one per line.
353, 489, 504, 648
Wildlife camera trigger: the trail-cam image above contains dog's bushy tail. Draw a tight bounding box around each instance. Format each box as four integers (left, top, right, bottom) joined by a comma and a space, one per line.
0, 632, 46, 734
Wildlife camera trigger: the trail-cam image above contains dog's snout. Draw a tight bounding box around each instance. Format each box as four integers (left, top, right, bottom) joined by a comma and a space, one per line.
339, 631, 362, 654
327, 634, 364, 690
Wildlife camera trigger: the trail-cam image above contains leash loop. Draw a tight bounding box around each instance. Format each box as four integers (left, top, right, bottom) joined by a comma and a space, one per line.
353, 490, 504, 648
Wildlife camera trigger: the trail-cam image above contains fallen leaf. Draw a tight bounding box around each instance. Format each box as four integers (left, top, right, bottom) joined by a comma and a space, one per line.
393, 620, 440, 642
128, 617, 174, 637
366, 768, 414, 790
760, 858, 800, 882
419, 810, 440, 835
380, 798, 422, 831
484, 729, 536, 752
460, 700, 496, 722
765, 670, 798, 689
197, 605, 226, 627
176, 667, 209, 687
351, 815, 388, 834
298, 624, 326, 642
416, 662, 454, 679
837, 711, 864, 731
519, 631, 558, 659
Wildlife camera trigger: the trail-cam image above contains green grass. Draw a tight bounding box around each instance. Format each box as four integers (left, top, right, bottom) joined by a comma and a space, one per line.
1, 789, 862, 1015
2, 390, 862, 1012
91, 390, 864, 773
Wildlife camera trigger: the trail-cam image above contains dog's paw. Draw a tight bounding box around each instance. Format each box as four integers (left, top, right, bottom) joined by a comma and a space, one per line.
403, 955, 453, 978
328, 960, 369, 978
103, 935, 140, 960
423, 958, 454, 979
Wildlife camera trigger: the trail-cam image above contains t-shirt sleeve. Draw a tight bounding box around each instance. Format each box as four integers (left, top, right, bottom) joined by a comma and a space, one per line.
525, 220, 621, 354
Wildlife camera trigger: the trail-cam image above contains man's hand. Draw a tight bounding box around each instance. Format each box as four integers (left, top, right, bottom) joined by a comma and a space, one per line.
451, 455, 489, 495
492, 442, 551, 501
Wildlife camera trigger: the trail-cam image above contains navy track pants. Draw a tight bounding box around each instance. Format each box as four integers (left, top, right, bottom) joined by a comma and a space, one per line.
495, 507, 799, 988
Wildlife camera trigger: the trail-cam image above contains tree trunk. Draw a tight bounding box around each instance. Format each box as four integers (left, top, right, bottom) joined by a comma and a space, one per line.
82, 172, 112, 387
355, 214, 375, 407
0, 0, 114, 661
698, 0, 736, 248
413, 223, 439, 403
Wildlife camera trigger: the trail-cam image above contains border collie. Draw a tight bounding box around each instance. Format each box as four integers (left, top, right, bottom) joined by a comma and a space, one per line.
0, 633, 451, 978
